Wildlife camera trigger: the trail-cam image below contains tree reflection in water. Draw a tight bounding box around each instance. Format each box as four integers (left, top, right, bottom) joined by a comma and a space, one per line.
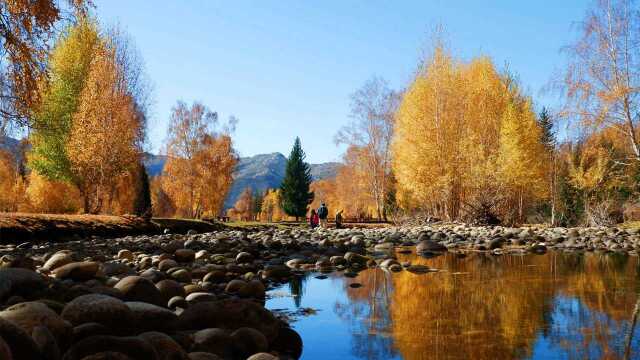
331, 251, 640, 359
288, 273, 307, 308
334, 267, 400, 359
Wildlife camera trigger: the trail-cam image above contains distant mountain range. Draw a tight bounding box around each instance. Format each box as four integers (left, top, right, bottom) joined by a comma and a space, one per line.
0, 136, 20, 157
1, 136, 339, 210
144, 152, 339, 208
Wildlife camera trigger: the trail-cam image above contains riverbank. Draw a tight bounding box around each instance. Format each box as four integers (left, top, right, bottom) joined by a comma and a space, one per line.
0, 223, 638, 359
0, 213, 226, 244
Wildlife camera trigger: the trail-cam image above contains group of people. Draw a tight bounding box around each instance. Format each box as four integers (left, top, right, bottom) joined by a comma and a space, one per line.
309, 203, 343, 229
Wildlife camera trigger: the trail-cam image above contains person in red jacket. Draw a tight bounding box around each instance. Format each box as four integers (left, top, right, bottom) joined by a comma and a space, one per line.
309, 209, 319, 229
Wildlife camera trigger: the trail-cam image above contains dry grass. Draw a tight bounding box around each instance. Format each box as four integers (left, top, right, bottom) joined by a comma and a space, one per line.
0, 213, 224, 244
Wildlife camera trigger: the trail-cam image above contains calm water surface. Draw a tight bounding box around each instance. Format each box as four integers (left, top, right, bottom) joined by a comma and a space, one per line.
267, 251, 640, 360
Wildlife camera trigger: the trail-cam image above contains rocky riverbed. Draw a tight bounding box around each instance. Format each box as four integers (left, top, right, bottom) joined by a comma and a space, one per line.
0, 223, 637, 359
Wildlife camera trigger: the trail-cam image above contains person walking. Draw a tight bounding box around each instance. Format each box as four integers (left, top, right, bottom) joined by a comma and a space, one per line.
335, 209, 343, 229
317, 203, 329, 228
309, 209, 319, 229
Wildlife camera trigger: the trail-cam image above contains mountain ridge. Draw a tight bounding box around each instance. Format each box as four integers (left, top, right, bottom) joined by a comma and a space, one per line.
144, 151, 339, 208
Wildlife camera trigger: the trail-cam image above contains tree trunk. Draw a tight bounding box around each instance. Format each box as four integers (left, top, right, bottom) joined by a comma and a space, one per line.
518, 188, 524, 224
551, 152, 557, 226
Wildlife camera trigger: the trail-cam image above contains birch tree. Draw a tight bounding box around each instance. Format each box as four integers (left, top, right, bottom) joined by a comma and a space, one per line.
335, 77, 400, 220
562, 0, 640, 163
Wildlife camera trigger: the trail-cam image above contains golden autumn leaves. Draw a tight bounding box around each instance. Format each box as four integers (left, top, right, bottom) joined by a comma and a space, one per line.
0, 17, 148, 214
157, 102, 237, 219
0, 9, 238, 218
67, 42, 143, 213
315, 48, 550, 224
394, 48, 548, 224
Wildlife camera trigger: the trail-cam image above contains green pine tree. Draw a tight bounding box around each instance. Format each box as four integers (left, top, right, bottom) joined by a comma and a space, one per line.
280, 137, 314, 221
538, 107, 555, 150
133, 163, 152, 219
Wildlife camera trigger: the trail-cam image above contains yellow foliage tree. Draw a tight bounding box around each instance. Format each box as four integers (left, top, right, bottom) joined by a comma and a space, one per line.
150, 176, 175, 217
161, 101, 237, 219
310, 178, 338, 217
260, 189, 287, 222
393, 43, 549, 222
26, 172, 81, 213
232, 187, 254, 221
67, 45, 143, 214
0, 150, 27, 212
498, 101, 548, 223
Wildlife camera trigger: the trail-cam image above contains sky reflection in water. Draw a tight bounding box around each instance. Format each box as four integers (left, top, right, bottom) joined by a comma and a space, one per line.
267, 251, 640, 360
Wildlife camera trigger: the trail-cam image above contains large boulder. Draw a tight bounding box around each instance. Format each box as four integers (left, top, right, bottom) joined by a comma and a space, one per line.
0, 317, 43, 360
61, 294, 133, 331
0, 301, 72, 348
270, 326, 303, 359
0, 268, 46, 300
178, 299, 282, 342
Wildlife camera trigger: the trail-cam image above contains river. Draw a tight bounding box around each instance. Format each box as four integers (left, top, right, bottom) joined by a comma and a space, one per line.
268, 251, 640, 359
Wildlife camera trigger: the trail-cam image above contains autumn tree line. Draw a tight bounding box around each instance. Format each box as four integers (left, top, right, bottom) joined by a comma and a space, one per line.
0, 2, 237, 218
3, 0, 640, 227
281, 0, 640, 227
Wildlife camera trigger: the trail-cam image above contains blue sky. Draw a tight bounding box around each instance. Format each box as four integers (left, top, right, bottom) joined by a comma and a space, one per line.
94, 0, 590, 163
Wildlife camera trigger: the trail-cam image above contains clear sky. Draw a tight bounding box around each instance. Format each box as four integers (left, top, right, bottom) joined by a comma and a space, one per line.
93, 0, 591, 164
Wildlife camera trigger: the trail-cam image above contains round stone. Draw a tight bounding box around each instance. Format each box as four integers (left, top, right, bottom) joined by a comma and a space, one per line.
236, 252, 253, 263
125, 302, 178, 333
114, 276, 164, 306
62, 294, 133, 330
42, 251, 73, 271
0, 301, 72, 348
238, 280, 265, 299
138, 331, 188, 360
117, 250, 134, 261
230, 327, 268, 358
192, 328, 232, 358
0, 317, 42, 360
178, 299, 282, 342
225, 279, 246, 294
155, 279, 186, 303
175, 249, 196, 263
63, 335, 157, 360
158, 259, 178, 272
52, 261, 100, 281
0, 268, 46, 300
168, 296, 188, 309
